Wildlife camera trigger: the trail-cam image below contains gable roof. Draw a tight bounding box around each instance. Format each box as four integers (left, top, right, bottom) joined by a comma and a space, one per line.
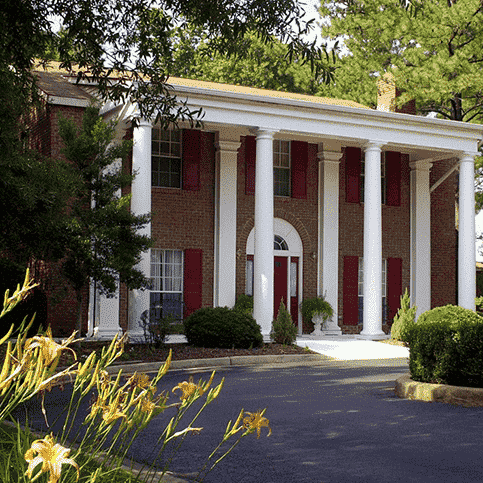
33, 61, 370, 111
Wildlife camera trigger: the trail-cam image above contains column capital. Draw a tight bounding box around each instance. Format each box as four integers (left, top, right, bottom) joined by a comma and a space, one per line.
458, 152, 479, 162
250, 127, 278, 139
317, 143, 342, 163
363, 140, 386, 151
216, 140, 241, 154
410, 160, 433, 171
136, 118, 153, 129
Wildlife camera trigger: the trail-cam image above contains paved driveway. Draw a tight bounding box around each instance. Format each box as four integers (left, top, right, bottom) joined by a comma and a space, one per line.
17, 357, 483, 483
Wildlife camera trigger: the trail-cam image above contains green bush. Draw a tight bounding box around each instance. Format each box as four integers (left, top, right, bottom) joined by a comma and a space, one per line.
233, 294, 253, 316
184, 306, 263, 349
475, 296, 483, 313
271, 299, 297, 345
407, 305, 483, 387
391, 288, 416, 344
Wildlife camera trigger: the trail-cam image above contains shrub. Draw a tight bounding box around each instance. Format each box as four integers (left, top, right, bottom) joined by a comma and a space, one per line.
407, 305, 483, 387
184, 306, 263, 349
233, 294, 253, 316
139, 309, 172, 347
390, 288, 416, 344
475, 296, 483, 314
271, 299, 298, 345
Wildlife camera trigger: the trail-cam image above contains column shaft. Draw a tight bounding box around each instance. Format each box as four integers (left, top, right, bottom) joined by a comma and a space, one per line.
129, 119, 152, 339
459, 153, 476, 310
215, 138, 240, 308
319, 145, 342, 327
253, 129, 276, 339
410, 161, 432, 318
361, 142, 385, 338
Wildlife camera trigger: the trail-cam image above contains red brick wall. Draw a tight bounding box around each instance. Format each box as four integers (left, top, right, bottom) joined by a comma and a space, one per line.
119, 130, 216, 331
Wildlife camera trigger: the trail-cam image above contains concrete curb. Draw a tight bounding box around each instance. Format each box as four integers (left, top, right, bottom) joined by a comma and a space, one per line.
395, 373, 483, 407
106, 353, 330, 375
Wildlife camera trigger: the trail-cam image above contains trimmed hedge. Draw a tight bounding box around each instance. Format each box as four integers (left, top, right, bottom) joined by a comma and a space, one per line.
407, 305, 483, 387
183, 307, 263, 349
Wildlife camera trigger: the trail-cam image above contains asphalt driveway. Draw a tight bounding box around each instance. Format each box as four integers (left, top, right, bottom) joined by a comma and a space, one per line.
16, 357, 483, 483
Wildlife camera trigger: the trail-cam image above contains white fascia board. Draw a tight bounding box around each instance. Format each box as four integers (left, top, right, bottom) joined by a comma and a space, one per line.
47, 95, 91, 108
172, 87, 483, 155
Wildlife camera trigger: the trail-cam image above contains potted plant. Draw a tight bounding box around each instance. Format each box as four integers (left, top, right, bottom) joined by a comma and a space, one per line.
300, 296, 334, 336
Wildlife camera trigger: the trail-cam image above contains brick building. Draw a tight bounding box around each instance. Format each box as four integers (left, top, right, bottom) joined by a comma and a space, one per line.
32, 65, 483, 340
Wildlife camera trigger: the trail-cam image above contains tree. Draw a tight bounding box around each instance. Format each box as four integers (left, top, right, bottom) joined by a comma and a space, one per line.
58, 106, 153, 333
170, 28, 325, 95
318, 0, 483, 210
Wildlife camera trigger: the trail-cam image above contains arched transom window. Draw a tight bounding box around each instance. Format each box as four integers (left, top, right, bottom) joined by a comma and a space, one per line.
274, 235, 289, 251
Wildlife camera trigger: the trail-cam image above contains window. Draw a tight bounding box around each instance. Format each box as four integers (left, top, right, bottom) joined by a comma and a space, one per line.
274, 235, 289, 250
150, 249, 184, 321
360, 152, 387, 204
152, 128, 181, 188
273, 140, 291, 197
357, 257, 387, 324
246, 257, 254, 296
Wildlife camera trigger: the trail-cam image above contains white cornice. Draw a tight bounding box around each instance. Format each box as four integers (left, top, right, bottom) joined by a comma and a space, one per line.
168, 85, 483, 156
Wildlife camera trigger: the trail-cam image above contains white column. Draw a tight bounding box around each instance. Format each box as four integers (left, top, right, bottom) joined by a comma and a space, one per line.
128, 118, 152, 341
253, 128, 277, 340
410, 160, 432, 319
318, 143, 342, 333
459, 153, 477, 311
215, 137, 240, 308
360, 141, 385, 339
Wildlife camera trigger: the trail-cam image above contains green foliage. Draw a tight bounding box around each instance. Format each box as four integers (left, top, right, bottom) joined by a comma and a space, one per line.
233, 294, 254, 316
476, 296, 483, 313
300, 296, 333, 327
271, 299, 298, 345
407, 305, 483, 387
390, 288, 416, 343
58, 107, 153, 298
184, 307, 263, 349
171, 29, 326, 94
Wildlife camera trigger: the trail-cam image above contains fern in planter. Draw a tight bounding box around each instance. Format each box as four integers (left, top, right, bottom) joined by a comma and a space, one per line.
300, 296, 333, 334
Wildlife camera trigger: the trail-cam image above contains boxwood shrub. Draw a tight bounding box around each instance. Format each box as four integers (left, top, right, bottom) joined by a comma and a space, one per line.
183, 306, 263, 349
407, 305, 483, 387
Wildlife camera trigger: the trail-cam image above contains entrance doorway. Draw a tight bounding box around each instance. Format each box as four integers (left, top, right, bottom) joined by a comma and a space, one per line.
246, 218, 302, 327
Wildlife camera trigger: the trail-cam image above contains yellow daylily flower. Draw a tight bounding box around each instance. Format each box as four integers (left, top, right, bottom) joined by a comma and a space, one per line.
24, 434, 79, 483
102, 405, 128, 424
172, 372, 215, 402
243, 409, 272, 439
130, 372, 151, 389
24, 328, 79, 367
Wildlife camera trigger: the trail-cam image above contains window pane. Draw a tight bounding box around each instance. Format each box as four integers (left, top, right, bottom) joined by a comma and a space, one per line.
290, 262, 297, 297
246, 259, 253, 296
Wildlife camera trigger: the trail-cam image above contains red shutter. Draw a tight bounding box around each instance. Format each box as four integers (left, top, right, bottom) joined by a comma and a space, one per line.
345, 147, 361, 204
245, 135, 256, 195
387, 257, 403, 324
343, 256, 359, 325
291, 141, 308, 199
183, 249, 203, 318
182, 129, 201, 191
386, 151, 401, 207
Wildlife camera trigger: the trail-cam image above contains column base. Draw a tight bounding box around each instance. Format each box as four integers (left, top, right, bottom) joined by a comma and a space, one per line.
86, 326, 123, 341
356, 332, 389, 341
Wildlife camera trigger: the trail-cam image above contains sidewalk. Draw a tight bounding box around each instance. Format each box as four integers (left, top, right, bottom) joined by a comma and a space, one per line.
165, 334, 410, 361
294, 335, 410, 360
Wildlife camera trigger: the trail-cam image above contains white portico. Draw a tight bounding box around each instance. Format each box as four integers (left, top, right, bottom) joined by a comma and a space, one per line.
88, 77, 483, 340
